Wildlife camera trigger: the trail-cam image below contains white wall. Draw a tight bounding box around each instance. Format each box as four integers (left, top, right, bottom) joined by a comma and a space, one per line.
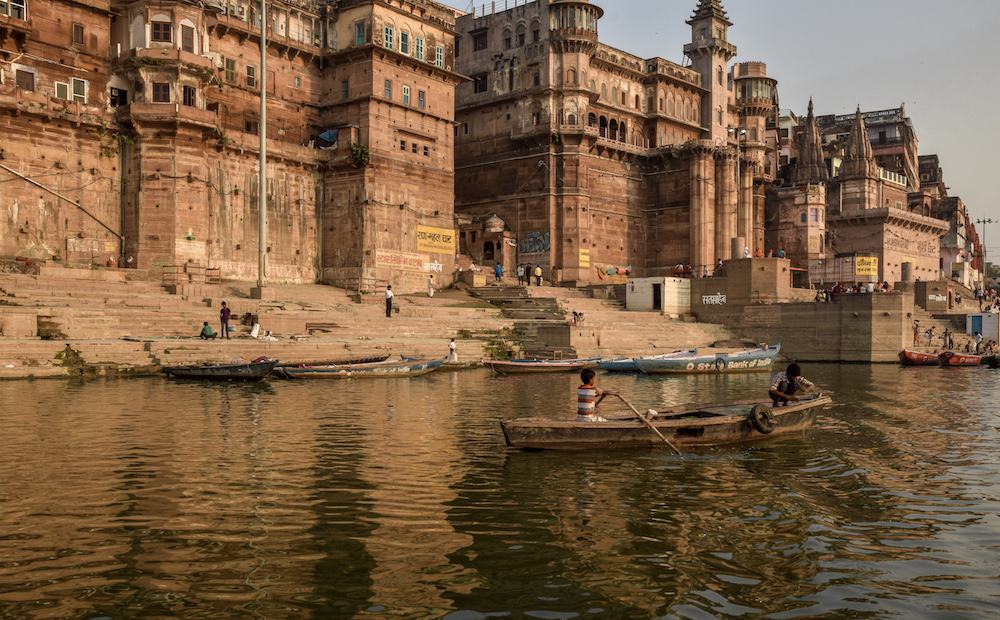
626, 277, 691, 315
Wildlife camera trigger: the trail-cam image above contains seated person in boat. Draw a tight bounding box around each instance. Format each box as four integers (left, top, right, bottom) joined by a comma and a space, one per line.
769, 363, 815, 407
199, 322, 216, 340
578, 368, 617, 422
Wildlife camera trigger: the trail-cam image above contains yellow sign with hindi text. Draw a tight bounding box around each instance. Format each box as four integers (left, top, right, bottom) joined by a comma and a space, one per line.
416, 226, 456, 254
855, 256, 879, 277
579, 249, 591, 268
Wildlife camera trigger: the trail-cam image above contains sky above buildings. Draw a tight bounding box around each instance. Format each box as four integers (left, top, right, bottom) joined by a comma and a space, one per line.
449, 0, 1000, 250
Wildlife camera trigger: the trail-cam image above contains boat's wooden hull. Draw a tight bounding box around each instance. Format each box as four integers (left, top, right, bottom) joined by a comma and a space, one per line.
164, 360, 278, 382
939, 352, 983, 367
598, 350, 696, 373
484, 358, 600, 374
280, 359, 443, 379
275, 354, 389, 369
635, 346, 781, 375
899, 350, 941, 366
500, 396, 831, 450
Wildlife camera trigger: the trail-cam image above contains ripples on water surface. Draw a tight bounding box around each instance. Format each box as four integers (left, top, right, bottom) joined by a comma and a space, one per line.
1, 366, 998, 618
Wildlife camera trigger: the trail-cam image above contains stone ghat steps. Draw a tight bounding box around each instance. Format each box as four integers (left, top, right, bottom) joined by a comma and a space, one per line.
573, 321, 732, 358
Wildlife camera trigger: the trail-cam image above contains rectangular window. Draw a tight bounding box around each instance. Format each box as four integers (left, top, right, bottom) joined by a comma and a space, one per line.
294, 75, 302, 88
340, 79, 349, 100
418, 90, 426, 110
423, 145, 429, 157
516, 31, 525, 47
811, 208, 821, 223
246, 64, 257, 88
109, 87, 128, 107
472, 31, 487, 51
400, 31, 409, 54
151, 21, 172, 43
533, 71, 540, 87
224, 58, 236, 82
473, 74, 487, 94
152, 82, 170, 103
383, 79, 392, 99
55, 81, 69, 100
800, 213, 808, 224
435, 45, 444, 68
182, 85, 196, 106
354, 22, 365, 46
181, 25, 195, 53
402, 85, 410, 105
14, 69, 34, 91
411, 142, 417, 154
71, 77, 87, 103
400, 140, 406, 151
72, 23, 84, 46
415, 37, 424, 61
245, 119, 259, 134
383, 26, 393, 50
455, 37, 460, 57
8, 0, 25, 19
532, 27, 539, 43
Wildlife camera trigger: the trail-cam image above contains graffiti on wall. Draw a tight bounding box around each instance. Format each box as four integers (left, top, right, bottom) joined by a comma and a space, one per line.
518, 231, 550, 255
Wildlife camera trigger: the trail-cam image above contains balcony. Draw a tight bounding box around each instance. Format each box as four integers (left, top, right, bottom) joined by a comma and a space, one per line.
683, 37, 737, 59
0, 13, 31, 49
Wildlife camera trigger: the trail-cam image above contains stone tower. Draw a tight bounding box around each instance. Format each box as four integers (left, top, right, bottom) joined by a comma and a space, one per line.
684, 0, 737, 143
839, 107, 879, 214
793, 98, 829, 185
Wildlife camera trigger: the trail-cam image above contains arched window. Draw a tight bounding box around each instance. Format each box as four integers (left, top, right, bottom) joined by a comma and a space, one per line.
620, 90, 625, 105
634, 94, 640, 109
609, 119, 619, 140
717, 66, 723, 86
601, 83, 607, 100
530, 20, 540, 43
567, 68, 576, 85
611, 86, 617, 104
567, 114, 577, 126
515, 24, 526, 47
589, 80, 596, 91
717, 107, 723, 125
503, 29, 511, 50
619, 121, 626, 142
658, 98, 663, 112
599, 116, 608, 138
668, 97, 675, 116
588, 112, 597, 127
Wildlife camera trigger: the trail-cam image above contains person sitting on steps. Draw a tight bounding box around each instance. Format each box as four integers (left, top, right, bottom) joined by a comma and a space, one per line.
199, 322, 216, 340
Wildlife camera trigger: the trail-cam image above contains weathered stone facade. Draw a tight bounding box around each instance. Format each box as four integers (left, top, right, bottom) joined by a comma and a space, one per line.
1, 0, 461, 292
453, 0, 779, 283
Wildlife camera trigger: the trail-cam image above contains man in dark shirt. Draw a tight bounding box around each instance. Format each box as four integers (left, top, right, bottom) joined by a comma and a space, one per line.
220, 301, 232, 339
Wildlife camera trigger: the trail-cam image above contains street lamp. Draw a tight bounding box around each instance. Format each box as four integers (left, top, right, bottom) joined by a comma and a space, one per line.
976, 218, 995, 285
728, 127, 747, 255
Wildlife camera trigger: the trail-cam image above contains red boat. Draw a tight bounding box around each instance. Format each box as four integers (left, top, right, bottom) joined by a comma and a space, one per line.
938, 351, 983, 367
899, 350, 940, 366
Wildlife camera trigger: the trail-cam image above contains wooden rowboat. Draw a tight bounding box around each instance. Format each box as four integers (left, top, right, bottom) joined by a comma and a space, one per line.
598, 349, 697, 373
898, 349, 941, 366
500, 395, 833, 450
483, 357, 600, 374
164, 358, 278, 382
279, 357, 442, 379
275, 353, 390, 369
939, 351, 983, 367
634, 345, 781, 375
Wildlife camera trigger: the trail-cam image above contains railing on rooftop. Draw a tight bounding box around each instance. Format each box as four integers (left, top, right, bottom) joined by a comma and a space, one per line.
471, 0, 538, 19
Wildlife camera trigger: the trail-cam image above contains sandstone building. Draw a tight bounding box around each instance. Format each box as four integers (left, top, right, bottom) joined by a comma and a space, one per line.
1, 0, 462, 292
453, 0, 780, 283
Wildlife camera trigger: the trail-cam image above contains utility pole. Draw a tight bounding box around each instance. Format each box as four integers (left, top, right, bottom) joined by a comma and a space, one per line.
252, 0, 268, 299
976, 218, 995, 286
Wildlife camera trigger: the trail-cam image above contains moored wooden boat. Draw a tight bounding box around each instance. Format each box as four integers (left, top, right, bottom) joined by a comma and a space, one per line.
164, 358, 278, 382
279, 357, 442, 379
440, 361, 481, 371
634, 345, 781, 375
500, 395, 833, 450
483, 357, 600, 374
598, 349, 697, 373
275, 353, 390, 369
898, 349, 941, 366
938, 351, 983, 367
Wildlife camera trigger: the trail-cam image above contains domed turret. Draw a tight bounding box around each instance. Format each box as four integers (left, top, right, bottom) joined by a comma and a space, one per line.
548, 0, 603, 52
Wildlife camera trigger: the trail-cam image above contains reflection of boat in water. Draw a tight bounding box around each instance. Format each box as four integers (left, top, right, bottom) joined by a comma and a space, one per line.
500, 395, 832, 450
598, 350, 696, 373
278, 357, 443, 379
164, 358, 278, 382
898, 350, 941, 366
483, 358, 600, 374
634, 345, 781, 375
938, 351, 983, 367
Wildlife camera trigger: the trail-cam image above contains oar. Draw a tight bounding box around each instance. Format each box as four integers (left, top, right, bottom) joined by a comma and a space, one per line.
615, 394, 682, 455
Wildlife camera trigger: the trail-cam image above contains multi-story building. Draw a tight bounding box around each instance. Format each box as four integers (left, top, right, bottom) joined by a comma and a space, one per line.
0, 0, 462, 292
453, 0, 779, 283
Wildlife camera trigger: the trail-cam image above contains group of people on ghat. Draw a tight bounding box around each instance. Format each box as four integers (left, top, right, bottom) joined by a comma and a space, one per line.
912, 321, 996, 355
574, 363, 815, 422
814, 281, 893, 302
509, 263, 544, 286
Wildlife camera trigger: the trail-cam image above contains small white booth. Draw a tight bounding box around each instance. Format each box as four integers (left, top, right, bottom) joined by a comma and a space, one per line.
967, 313, 999, 340
626, 277, 691, 316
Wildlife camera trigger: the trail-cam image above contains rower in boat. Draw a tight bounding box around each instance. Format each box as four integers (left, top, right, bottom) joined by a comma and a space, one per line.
577, 368, 618, 422
768, 363, 816, 407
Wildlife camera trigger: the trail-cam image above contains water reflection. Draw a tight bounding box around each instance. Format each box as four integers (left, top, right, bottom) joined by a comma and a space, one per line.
0, 367, 997, 619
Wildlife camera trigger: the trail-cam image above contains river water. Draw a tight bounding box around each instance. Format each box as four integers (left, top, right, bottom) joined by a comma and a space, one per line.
1, 365, 998, 619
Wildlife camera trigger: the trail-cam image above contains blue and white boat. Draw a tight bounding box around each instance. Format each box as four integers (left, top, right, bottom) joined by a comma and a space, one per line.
598, 349, 698, 373
634, 345, 781, 375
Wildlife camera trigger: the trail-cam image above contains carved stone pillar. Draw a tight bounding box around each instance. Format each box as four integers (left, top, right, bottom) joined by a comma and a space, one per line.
714, 149, 737, 263
689, 143, 715, 275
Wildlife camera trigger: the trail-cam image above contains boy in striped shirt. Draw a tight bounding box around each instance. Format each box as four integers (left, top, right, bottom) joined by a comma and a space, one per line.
577, 368, 616, 422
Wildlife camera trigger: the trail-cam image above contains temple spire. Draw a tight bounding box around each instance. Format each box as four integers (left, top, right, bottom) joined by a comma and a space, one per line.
687, 0, 732, 26
793, 98, 828, 185
840, 106, 877, 179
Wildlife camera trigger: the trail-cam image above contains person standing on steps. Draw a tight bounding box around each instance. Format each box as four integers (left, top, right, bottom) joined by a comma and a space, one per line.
534, 264, 543, 286
220, 301, 232, 340
447, 338, 458, 363
516, 263, 525, 286
427, 274, 435, 298
494, 262, 503, 283
385, 285, 394, 318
